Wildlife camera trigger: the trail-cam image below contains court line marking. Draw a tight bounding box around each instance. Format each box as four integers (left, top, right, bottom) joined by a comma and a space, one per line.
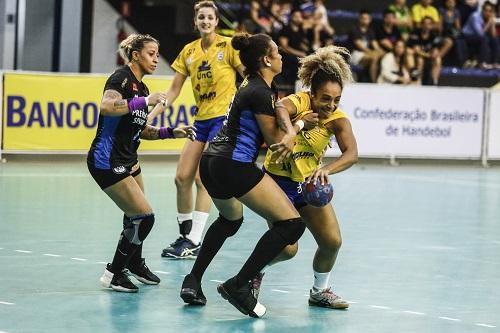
402, 311, 426, 316
0, 301, 15, 305
43, 253, 61, 257
438, 317, 461, 322
96, 261, 107, 265
70, 257, 87, 261
0, 330, 12, 333
14, 250, 32, 253
271, 289, 289, 293
153, 271, 170, 275
476, 323, 496, 328
369, 305, 392, 310
209, 279, 224, 283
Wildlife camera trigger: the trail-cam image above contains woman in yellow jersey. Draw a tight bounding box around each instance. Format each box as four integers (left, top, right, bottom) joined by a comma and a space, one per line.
149, 1, 245, 259
258, 46, 358, 309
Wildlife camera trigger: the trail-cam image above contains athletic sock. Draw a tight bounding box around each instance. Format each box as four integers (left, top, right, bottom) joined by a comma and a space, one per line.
110, 232, 139, 273
187, 211, 209, 245
313, 270, 330, 291
177, 212, 193, 237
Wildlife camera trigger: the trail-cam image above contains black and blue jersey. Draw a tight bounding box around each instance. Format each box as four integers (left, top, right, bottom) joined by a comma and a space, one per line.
87, 66, 149, 170
204, 74, 278, 163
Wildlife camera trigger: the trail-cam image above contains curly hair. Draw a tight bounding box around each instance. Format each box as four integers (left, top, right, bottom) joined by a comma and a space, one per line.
119, 34, 159, 63
298, 46, 353, 92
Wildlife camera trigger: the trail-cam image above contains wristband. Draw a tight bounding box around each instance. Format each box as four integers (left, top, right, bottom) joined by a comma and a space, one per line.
159, 127, 175, 139
295, 119, 305, 131
127, 97, 147, 112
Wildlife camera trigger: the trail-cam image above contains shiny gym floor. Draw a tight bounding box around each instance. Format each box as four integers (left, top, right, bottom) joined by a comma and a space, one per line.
1, 156, 499, 333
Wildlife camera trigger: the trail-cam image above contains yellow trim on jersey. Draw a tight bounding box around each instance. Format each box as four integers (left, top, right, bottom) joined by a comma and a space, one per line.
264, 91, 348, 182
171, 34, 242, 121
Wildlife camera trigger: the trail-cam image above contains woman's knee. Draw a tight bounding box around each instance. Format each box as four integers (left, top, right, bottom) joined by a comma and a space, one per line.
175, 171, 195, 188
318, 234, 342, 253
194, 175, 206, 190
282, 243, 298, 260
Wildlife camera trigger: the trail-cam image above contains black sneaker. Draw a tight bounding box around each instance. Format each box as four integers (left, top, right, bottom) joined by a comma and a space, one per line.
100, 263, 138, 293
217, 277, 266, 318
126, 258, 160, 285
180, 273, 207, 306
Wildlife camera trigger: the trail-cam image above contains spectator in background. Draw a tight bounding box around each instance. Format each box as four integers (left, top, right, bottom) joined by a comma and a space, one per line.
388, 0, 413, 40
439, 0, 468, 66
376, 9, 403, 52
250, 0, 275, 34
348, 10, 385, 82
378, 39, 412, 84
463, 1, 500, 68
407, 16, 445, 84
312, 0, 335, 50
411, 0, 441, 30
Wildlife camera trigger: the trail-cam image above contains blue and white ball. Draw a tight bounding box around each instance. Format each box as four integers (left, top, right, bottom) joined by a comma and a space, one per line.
301, 181, 334, 207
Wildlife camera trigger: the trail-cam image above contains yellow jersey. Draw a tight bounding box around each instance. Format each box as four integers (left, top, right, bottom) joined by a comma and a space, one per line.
264, 91, 348, 182
171, 34, 242, 121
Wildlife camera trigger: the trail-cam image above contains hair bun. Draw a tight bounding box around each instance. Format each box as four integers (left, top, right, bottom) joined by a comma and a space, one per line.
231, 34, 251, 51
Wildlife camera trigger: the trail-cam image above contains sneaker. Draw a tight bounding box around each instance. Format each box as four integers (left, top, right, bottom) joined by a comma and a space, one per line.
100, 263, 138, 293
217, 277, 266, 318
251, 272, 265, 299
308, 287, 349, 309
126, 258, 160, 285
180, 273, 207, 306
161, 237, 200, 259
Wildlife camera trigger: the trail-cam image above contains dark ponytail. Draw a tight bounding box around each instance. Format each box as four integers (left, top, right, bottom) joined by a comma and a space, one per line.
232, 33, 272, 76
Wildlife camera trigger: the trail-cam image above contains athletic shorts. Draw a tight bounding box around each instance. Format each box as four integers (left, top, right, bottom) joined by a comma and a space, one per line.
200, 154, 264, 199
194, 116, 225, 143
88, 162, 141, 190
264, 168, 307, 210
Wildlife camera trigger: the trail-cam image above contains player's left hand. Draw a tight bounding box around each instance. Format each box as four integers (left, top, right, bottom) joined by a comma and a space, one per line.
307, 168, 329, 186
173, 126, 196, 141
269, 132, 296, 163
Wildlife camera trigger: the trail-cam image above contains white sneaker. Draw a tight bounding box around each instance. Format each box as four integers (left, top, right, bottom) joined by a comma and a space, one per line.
308, 287, 349, 309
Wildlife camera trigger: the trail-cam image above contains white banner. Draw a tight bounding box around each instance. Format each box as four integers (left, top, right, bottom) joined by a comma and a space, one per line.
327, 84, 484, 159
488, 90, 500, 159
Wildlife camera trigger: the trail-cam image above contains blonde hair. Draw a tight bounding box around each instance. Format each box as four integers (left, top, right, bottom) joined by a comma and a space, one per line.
194, 0, 219, 18
118, 34, 159, 63
298, 46, 353, 91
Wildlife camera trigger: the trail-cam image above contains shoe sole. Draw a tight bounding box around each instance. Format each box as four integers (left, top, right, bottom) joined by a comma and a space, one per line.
308, 299, 349, 309
161, 252, 197, 259
217, 284, 266, 318
128, 272, 160, 285
180, 288, 207, 306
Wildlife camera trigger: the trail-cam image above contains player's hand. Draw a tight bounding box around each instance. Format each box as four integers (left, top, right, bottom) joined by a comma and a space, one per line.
307, 168, 329, 186
269, 132, 296, 163
302, 112, 319, 130
173, 126, 196, 141
147, 92, 168, 106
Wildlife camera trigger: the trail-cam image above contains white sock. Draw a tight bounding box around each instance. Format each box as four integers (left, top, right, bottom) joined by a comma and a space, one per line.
187, 211, 209, 245
177, 212, 192, 223
313, 270, 330, 291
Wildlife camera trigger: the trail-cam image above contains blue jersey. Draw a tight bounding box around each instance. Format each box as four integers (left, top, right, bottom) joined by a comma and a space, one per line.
204, 74, 277, 163
87, 66, 149, 170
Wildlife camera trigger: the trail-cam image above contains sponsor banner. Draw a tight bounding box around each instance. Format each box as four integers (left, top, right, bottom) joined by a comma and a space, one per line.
2, 72, 196, 151
326, 84, 484, 158
488, 90, 500, 159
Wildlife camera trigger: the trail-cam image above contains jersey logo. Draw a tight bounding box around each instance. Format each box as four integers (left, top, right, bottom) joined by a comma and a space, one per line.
186, 57, 192, 66
197, 61, 212, 80
121, 78, 128, 89
132, 83, 138, 92
217, 51, 224, 61
113, 166, 127, 174
215, 41, 226, 48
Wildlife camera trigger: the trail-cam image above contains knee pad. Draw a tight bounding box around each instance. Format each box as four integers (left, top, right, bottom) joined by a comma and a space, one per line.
123, 213, 155, 245
271, 217, 305, 245
210, 214, 243, 238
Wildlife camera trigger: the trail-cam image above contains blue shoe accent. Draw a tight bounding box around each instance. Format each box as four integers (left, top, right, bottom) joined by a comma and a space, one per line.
161, 237, 200, 259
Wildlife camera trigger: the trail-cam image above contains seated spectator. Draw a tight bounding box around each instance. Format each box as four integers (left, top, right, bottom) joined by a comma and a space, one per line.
439, 0, 468, 66
411, 0, 441, 30
348, 10, 385, 82
462, 1, 500, 68
250, 0, 275, 34
376, 9, 403, 52
312, 0, 335, 50
378, 39, 412, 84
388, 0, 413, 40
407, 16, 446, 84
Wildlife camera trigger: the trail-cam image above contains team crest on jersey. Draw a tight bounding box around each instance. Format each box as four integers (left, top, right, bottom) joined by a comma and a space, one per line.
113, 166, 127, 174
217, 51, 224, 61
197, 61, 212, 80
121, 78, 127, 88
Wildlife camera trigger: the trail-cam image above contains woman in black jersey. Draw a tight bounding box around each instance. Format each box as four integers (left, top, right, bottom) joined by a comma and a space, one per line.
87, 34, 195, 293
180, 33, 306, 318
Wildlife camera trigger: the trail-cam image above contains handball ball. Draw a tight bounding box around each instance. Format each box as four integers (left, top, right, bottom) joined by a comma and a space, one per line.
301, 181, 334, 207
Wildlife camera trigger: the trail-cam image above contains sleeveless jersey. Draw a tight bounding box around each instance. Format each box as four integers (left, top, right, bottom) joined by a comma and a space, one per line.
87, 66, 149, 170
264, 91, 348, 182
172, 34, 242, 121
204, 74, 278, 163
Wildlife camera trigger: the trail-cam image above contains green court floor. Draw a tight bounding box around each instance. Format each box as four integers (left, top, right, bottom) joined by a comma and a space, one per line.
0, 156, 499, 333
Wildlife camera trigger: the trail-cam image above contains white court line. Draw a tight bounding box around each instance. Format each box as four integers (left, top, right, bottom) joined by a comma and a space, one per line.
476, 323, 497, 328
70, 257, 87, 261
43, 253, 61, 257
209, 279, 224, 283
439, 316, 461, 322
348, 301, 358, 304
214, 318, 242, 322
15, 250, 32, 253
153, 271, 170, 275
369, 305, 392, 310
0, 247, 4, 250
402, 311, 426, 316
271, 289, 289, 293
0, 301, 14, 305
0, 330, 12, 333
96, 261, 107, 264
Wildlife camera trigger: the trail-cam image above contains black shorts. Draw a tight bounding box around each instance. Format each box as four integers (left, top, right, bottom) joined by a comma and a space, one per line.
200, 155, 265, 199
88, 162, 141, 190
